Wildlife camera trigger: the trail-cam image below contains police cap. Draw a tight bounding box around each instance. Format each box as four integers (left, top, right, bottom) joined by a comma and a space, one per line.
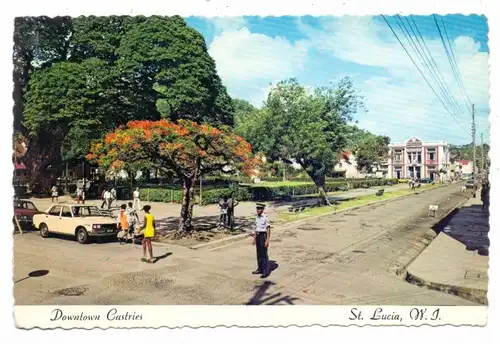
256, 203, 266, 209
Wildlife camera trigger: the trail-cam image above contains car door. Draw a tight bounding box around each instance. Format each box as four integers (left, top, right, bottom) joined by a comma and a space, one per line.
45, 205, 63, 233
59, 206, 75, 235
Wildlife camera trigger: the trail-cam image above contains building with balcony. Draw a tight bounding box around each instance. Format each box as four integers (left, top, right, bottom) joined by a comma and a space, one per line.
387, 137, 451, 180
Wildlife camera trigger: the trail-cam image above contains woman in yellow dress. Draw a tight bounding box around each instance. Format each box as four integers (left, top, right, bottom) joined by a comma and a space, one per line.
140, 205, 155, 263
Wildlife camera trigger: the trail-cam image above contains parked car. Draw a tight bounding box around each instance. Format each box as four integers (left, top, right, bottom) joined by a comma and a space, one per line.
465, 180, 476, 189
13, 199, 41, 231
33, 203, 119, 244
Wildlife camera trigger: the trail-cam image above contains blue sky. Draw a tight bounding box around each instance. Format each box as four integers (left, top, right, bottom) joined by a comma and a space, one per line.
186, 15, 490, 145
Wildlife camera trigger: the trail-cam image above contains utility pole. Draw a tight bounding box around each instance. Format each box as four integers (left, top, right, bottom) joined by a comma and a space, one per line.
472, 104, 476, 197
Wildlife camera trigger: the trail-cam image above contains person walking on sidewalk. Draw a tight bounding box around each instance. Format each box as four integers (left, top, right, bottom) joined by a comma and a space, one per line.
252, 203, 271, 279
51, 186, 59, 203
133, 187, 141, 211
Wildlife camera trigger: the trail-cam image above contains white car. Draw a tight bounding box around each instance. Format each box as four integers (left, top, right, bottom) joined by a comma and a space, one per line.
33, 203, 118, 244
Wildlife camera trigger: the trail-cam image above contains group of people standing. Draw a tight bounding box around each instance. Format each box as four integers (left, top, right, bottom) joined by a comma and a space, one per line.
116, 192, 155, 264
218, 194, 238, 229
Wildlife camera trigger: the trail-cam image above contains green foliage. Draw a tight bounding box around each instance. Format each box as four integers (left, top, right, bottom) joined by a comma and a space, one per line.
353, 134, 391, 172
198, 187, 252, 206
241, 77, 364, 204
117, 16, 234, 127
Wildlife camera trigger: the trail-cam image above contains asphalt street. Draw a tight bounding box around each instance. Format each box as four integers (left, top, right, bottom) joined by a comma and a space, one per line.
13, 183, 477, 305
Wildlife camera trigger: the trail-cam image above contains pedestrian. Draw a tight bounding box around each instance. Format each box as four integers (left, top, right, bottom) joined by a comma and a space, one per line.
133, 187, 141, 211
219, 195, 228, 227
127, 201, 139, 237
117, 204, 131, 242
140, 205, 155, 263
100, 188, 108, 208
481, 181, 490, 214
51, 185, 59, 203
226, 194, 239, 229
76, 187, 83, 204
252, 203, 271, 278
110, 187, 117, 208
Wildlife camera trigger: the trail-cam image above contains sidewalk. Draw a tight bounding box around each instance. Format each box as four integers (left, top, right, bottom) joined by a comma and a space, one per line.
30, 183, 411, 223
406, 195, 489, 304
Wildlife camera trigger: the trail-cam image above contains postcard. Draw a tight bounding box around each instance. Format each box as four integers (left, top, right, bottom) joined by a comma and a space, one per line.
6, 0, 494, 330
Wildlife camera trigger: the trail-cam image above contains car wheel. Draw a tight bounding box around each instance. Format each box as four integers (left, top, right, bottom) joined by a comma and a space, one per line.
40, 223, 49, 238
76, 227, 89, 244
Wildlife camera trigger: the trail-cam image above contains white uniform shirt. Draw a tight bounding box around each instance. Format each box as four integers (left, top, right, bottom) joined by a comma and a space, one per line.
104, 191, 111, 200
255, 214, 270, 233
133, 190, 140, 199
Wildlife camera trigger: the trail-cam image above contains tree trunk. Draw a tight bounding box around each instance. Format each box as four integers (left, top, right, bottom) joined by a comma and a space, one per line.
178, 177, 195, 232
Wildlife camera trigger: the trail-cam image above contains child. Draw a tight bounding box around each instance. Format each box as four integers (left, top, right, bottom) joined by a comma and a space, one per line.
117, 204, 130, 243
140, 205, 155, 263
218, 196, 228, 227
127, 201, 139, 237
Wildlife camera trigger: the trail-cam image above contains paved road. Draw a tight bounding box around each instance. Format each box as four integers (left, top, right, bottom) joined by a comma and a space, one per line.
14, 183, 476, 305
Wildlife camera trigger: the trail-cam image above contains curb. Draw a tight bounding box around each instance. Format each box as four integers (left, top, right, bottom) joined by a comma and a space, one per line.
403, 196, 487, 305
396, 195, 471, 277
194, 184, 448, 251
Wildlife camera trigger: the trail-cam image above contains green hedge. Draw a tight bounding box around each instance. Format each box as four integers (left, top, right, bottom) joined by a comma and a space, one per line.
140, 178, 398, 205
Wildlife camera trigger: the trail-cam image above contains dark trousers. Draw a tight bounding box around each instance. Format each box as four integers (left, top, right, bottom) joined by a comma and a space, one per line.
226, 209, 234, 228
255, 232, 269, 272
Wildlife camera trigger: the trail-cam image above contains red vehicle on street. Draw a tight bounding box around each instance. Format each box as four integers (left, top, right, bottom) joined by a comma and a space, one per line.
13, 199, 41, 231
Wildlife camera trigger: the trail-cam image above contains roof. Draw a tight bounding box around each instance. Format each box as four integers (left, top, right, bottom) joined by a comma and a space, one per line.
14, 163, 26, 170
459, 160, 470, 165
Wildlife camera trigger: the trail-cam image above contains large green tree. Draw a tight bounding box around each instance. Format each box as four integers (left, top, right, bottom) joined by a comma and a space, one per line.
23, 58, 118, 187
245, 77, 364, 205
117, 16, 234, 127
353, 134, 391, 173
17, 15, 235, 189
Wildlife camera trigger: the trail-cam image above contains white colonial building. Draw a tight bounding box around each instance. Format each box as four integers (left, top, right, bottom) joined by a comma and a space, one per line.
387, 137, 451, 181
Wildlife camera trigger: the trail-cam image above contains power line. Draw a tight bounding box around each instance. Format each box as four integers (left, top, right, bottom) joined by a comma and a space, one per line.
399, 15, 468, 124
406, 15, 469, 124
380, 15, 470, 135
433, 14, 473, 118
440, 16, 474, 109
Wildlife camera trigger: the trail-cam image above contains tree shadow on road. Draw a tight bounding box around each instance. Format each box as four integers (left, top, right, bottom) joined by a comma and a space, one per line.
245, 280, 300, 305
155, 215, 253, 236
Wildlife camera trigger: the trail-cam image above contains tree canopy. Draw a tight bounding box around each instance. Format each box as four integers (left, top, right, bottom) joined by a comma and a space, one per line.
15, 15, 235, 188
242, 77, 364, 204
87, 119, 258, 232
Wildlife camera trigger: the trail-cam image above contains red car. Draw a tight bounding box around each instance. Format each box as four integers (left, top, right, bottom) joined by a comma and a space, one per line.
13, 199, 41, 231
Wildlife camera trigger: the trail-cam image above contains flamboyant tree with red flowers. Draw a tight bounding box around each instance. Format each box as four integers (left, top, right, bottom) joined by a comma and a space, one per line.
87, 119, 259, 233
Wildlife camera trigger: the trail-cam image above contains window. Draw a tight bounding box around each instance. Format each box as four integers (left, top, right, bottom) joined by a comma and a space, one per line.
72, 206, 102, 217
417, 152, 422, 163
427, 148, 436, 161
394, 150, 402, 162
49, 206, 62, 216
61, 206, 73, 218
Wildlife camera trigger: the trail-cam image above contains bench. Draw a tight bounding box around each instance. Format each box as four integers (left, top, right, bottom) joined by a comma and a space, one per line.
375, 189, 385, 197
288, 201, 312, 212
361, 184, 370, 189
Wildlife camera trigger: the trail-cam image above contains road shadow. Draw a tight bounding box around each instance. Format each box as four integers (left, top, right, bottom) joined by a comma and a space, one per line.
245, 280, 300, 305
14, 269, 49, 284
153, 252, 173, 264
434, 203, 489, 256
155, 215, 253, 235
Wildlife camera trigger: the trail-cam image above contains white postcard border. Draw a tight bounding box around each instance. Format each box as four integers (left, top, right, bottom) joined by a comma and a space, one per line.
1, 0, 498, 340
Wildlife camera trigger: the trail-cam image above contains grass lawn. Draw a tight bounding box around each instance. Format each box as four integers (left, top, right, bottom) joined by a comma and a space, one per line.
277, 183, 443, 223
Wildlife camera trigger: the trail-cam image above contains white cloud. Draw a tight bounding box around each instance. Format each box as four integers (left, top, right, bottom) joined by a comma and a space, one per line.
299, 16, 490, 143
208, 26, 309, 106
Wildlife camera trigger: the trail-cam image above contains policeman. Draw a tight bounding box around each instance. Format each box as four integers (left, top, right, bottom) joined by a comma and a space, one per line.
252, 203, 271, 278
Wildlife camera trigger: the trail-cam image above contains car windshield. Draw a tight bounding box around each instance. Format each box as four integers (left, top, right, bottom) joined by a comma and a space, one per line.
14, 201, 37, 211
71, 206, 103, 217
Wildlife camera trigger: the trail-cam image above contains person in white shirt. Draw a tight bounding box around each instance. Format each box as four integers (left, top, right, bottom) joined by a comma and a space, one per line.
103, 189, 112, 209
110, 187, 117, 208
51, 186, 58, 203
133, 187, 141, 211
252, 203, 271, 278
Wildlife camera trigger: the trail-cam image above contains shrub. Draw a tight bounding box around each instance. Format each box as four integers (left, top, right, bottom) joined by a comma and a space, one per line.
142, 188, 183, 203
198, 187, 252, 206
